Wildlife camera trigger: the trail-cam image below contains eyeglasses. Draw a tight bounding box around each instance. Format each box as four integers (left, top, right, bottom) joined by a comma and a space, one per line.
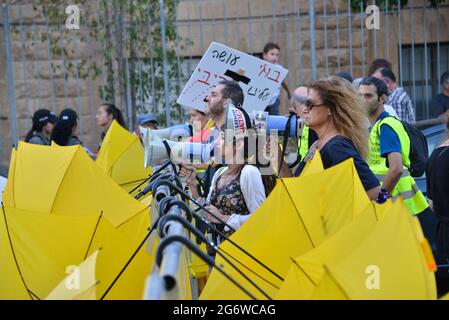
304, 98, 326, 111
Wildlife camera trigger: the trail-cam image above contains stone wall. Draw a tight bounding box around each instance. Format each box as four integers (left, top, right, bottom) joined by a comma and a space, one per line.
0, 1, 103, 170
1, 0, 449, 170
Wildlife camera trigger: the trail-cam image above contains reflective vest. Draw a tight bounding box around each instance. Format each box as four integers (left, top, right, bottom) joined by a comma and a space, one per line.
368, 117, 428, 215
298, 125, 310, 161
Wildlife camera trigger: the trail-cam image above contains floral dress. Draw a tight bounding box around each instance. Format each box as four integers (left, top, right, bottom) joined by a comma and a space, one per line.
209, 169, 250, 239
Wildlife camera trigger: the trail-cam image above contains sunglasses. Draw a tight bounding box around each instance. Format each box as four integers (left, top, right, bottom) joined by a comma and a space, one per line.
304, 98, 327, 111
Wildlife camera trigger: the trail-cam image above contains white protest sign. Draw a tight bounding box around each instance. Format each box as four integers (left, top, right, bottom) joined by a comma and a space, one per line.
177, 42, 288, 114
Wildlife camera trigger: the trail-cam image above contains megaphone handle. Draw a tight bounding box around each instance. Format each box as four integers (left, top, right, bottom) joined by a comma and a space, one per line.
162, 140, 178, 174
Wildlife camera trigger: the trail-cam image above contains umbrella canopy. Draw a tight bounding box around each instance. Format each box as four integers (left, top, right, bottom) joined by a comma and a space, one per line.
96, 120, 152, 195
277, 199, 437, 299
1, 142, 154, 299
0, 205, 153, 300
3, 142, 147, 230
200, 155, 371, 300
45, 249, 100, 300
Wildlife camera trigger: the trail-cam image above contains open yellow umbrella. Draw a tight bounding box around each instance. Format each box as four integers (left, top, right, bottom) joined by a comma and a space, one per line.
200, 155, 371, 300
0, 206, 101, 299
45, 249, 100, 300
3, 142, 149, 236
0, 204, 154, 300
2, 142, 154, 299
276, 199, 437, 299
96, 120, 152, 195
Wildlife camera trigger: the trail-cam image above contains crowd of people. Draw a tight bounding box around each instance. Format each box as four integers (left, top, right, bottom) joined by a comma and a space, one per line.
21, 43, 449, 293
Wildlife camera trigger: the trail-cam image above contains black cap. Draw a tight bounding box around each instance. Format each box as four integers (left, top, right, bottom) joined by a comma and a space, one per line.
33, 109, 58, 125
58, 109, 78, 126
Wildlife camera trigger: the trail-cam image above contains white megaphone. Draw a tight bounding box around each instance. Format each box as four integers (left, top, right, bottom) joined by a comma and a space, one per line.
140, 123, 192, 142
252, 111, 299, 138
143, 130, 213, 168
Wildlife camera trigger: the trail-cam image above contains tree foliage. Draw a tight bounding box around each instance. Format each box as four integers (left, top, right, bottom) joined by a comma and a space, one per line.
35, 0, 189, 126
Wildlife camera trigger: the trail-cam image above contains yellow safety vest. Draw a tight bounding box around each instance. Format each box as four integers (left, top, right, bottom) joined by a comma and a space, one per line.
298, 125, 310, 161
368, 117, 428, 215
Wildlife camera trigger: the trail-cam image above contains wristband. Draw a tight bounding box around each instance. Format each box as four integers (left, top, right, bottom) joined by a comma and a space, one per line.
376, 188, 390, 204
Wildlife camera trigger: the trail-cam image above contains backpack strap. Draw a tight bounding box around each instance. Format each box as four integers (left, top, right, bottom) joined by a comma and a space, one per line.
374, 115, 410, 171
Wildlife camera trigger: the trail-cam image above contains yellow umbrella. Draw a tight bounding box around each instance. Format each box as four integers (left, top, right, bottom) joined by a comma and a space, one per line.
2, 142, 154, 299
0, 206, 101, 299
4, 142, 148, 232
96, 120, 152, 195
0, 205, 154, 300
200, 154, 370, 300
3, 147, 17, 207
46, 249, 100, 300
276, 199, 437, 299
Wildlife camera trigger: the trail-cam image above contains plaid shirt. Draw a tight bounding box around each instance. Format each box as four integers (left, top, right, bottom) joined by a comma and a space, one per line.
386, 87, 416, 124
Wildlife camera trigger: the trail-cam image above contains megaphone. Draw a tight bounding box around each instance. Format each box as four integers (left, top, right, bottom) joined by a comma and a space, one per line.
143, 132, 213, 168
141, 123, 192, 142
252, 111, 299, 138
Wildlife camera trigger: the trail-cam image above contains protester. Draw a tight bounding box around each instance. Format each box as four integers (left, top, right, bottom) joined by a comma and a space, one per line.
181, 80, 245, 199
373, 68, 416, 124
336, 71, 353, 83
262, 42, 291, 115
279, 76, 380, 201
96, 103, 126, 145
51, 108, 95, 158
353, 77, 399, 119
359, 76, 428, 213
24, 109, 58, 145
205, 79, 245, 130
430, 71, 449, 119
136, 114, 159, 130
368, 58, 392, 77
186, 108, 214, 143
426, 111, 449, 261
184, 106, 267, 243
134, 114, 159, 140
290, 86, 318, 161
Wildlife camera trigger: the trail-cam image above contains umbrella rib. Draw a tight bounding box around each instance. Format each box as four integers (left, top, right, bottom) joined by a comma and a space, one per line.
219, 247, 281, 290
49, 150, 78, 213
84, 211, 103, 260
280, 179, 317, 248
100, 218, 159, 300
290, 257, 318, 287
322, 264, 351, 299
119, 178, 147, 187
1, 205, 40, 300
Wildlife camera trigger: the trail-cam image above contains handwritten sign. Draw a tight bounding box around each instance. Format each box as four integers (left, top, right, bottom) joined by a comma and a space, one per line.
177, 42, 288, 114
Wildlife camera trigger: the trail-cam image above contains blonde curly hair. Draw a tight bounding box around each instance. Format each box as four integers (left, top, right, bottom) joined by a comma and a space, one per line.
309, 76, 369, 159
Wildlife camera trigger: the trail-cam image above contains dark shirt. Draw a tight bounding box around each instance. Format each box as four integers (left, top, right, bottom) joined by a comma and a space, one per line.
431, 93, 449, 118
426, 146, 449, 222
28, 132, 50, 146
295, 136, 380, 192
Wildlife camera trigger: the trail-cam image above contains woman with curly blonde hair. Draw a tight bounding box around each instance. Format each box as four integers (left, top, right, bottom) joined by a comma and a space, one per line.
281, 76, 380, 201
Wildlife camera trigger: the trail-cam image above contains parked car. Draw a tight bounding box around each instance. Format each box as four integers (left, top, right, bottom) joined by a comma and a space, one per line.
415, 123, 448, 252
415, 123, 448, 194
